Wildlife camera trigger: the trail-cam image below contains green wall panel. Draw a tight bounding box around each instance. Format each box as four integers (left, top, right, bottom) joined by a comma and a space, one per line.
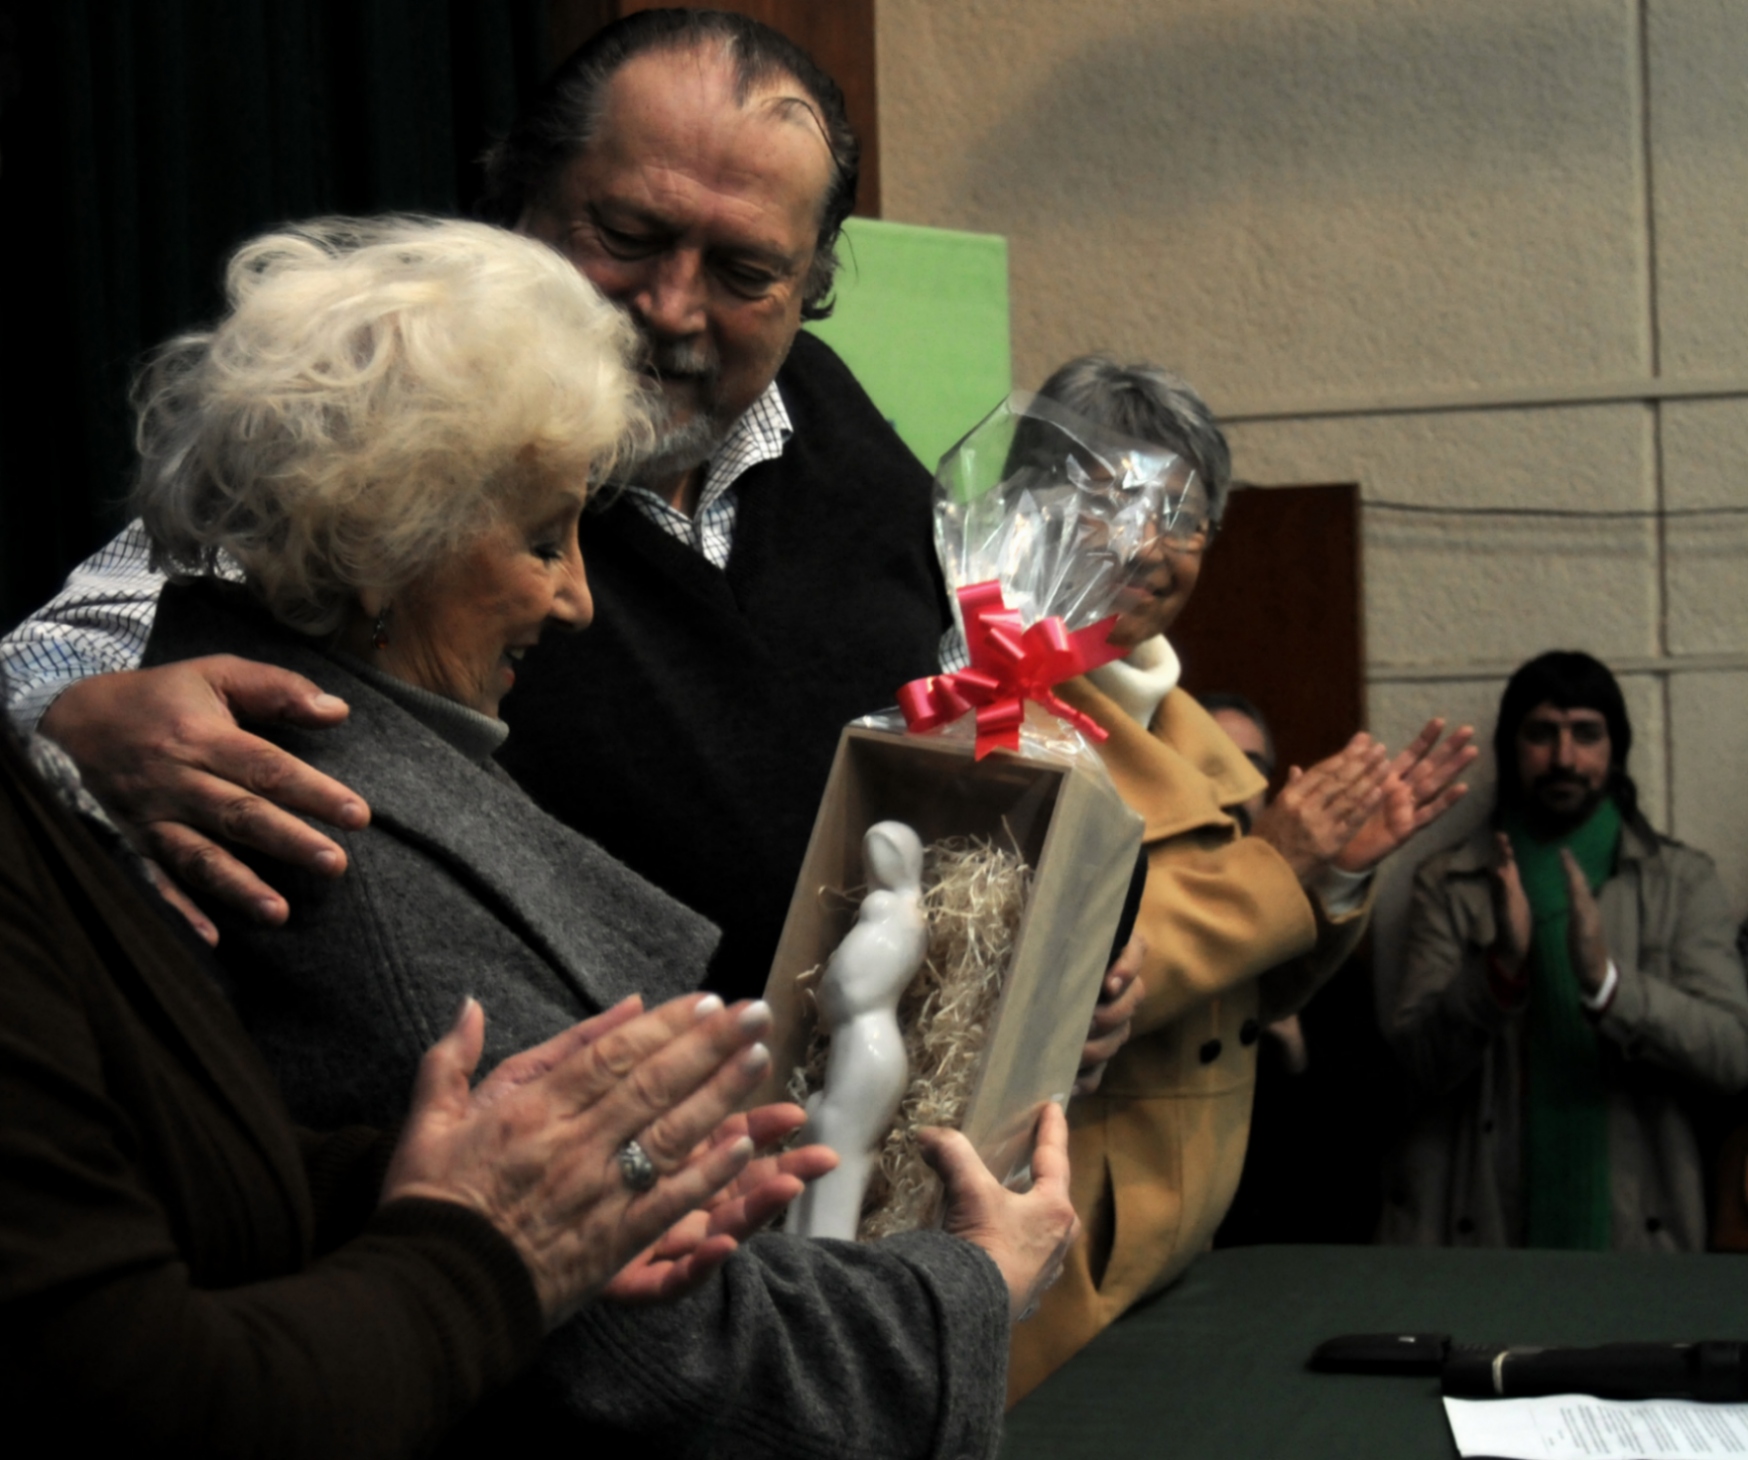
805, 217, 1011, 475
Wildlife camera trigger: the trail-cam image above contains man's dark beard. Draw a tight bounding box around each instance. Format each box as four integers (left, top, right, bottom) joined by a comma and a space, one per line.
1524, 771, 1608, 836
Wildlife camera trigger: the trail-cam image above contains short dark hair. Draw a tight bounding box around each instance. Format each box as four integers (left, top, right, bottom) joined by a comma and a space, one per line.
1198, 691, 1276, 775
1492, 649, 1643, 830
1033, 355, 1232, 524
479, 8, 858, 321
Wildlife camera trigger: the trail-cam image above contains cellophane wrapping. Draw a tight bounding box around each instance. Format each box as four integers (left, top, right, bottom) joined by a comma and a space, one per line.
935, 388, 1207, 638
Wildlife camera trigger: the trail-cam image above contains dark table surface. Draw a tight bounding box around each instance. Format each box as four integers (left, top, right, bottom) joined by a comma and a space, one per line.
1001, 1245, 1748, 1458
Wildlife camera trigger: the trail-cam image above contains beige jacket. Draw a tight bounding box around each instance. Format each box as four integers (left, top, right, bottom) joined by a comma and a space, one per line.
1007, 683, 1368, 1402
1381, 820, 1748, 1251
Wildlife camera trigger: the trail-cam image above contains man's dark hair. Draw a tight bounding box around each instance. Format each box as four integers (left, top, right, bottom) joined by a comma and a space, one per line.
1492, 649, 1643, 831
1198, 691, 1276, 775
479, 8, 858, 321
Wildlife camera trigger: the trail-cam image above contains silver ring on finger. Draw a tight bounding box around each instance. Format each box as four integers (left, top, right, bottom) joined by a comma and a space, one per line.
617, 1137, 659, 1193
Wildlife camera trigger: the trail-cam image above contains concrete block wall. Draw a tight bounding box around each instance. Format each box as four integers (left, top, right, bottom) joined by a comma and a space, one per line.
879, 0, 1748, 951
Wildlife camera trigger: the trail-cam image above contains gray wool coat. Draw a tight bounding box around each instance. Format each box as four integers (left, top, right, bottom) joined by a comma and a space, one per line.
144, 579, 1010, 1460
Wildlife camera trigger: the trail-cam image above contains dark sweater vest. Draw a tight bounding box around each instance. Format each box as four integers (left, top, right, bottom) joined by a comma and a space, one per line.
498, 333, 948, 1000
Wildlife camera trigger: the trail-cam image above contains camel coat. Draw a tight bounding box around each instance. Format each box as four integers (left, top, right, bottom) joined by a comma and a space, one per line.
1007, 682, 1370, 1402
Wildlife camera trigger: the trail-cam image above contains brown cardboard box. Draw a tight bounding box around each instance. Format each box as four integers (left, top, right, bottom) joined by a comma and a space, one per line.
755, 723, 1143, 1202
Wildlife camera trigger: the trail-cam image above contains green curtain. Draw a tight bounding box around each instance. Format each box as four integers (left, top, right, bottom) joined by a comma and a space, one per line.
0, 0, 552, 629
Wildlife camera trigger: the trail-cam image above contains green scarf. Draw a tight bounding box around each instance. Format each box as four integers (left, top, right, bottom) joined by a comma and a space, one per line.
1506, 795, 1621, 1250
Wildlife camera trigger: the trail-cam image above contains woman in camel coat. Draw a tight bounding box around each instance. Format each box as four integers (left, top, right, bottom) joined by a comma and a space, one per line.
1005, 358, 1474, 1402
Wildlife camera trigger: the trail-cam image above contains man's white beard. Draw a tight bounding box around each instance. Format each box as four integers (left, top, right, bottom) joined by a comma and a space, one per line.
624, 407, 730, 489
623, 336, 730, 491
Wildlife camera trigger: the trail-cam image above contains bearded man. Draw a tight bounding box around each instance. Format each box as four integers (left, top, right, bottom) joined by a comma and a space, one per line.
1384, 650, 1748, 1251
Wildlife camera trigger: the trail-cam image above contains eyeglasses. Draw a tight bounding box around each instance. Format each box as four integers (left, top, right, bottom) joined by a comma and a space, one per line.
1164, 517, 1214, 551
1137, 512, 1215, 558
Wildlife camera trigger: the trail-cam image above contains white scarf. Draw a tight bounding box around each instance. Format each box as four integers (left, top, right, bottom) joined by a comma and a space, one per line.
1085, 634, 1180, 728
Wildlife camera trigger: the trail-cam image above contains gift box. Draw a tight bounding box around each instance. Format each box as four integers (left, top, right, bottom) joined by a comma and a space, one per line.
753, 391, 1202, 1234
754, 719, 1142, 1208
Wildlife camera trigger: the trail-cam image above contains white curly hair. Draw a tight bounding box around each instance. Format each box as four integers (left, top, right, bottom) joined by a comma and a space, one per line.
132, 215, 647, 634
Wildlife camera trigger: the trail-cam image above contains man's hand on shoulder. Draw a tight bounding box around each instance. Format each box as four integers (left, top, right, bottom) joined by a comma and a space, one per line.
40, 656, 368, 928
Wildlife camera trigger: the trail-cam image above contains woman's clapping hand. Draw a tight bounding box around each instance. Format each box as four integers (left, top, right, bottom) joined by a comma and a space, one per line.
1333, 719, 1478, 874
381, 991, 784, 1329
605, 1104, 839, 1304
1251, 721, 1478, 884
1250, 733, 1391, 884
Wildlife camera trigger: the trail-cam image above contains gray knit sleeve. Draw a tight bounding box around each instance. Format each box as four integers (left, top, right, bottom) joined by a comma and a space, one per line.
536, 1228, 1010, 1460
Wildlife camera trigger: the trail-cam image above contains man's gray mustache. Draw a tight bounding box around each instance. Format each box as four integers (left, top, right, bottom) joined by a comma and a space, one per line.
634, 335, 719, 381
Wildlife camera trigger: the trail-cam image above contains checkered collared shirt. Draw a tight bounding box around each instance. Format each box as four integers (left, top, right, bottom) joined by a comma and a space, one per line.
0, 523, 245, 734
616, 382, 792, 569
0, 384, 795, 734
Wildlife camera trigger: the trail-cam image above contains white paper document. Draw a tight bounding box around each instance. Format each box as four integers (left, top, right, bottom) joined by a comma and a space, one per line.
1445, 1396, 1748, 1458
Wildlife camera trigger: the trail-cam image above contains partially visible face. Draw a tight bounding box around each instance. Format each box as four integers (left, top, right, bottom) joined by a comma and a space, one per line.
522, 49, 834, 481
384, 492, 592, 718
1514, 701, 1612, 823
1107, 531, 1209, 649
1210, 706, 1271, 825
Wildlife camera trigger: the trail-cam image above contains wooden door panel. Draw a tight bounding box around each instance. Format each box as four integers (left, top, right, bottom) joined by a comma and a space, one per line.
1172, 483, 1365, 789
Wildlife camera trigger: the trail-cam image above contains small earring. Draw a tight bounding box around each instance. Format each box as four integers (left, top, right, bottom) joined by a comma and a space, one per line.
372, 605, 392, 651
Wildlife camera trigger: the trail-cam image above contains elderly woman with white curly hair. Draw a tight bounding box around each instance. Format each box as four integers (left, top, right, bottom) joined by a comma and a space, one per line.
128, 216, 1071, 1460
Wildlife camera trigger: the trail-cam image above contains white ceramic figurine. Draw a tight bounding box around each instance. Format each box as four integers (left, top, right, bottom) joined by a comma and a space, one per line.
788, 821, 929, 1240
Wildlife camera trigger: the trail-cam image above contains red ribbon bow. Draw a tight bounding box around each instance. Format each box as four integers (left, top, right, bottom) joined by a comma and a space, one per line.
897, 581, 1126, 759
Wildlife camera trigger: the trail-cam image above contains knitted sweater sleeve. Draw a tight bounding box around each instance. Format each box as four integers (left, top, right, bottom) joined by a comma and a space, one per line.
533, 1229, 1011, 1460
